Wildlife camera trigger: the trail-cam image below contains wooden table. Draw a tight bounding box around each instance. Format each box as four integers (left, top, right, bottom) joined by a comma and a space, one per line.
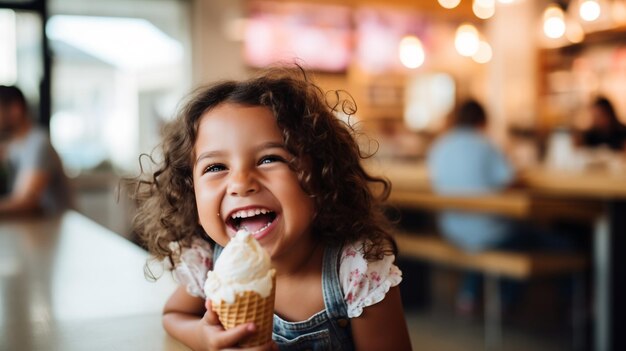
0, 210, 189, 351
366, 160, 532, 218
368, 160, 626, 351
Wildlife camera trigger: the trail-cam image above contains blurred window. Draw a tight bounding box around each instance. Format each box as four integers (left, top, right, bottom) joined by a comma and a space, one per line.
46, 8, 190, 175
0, 8, 43, 114
0, 10, 17, 85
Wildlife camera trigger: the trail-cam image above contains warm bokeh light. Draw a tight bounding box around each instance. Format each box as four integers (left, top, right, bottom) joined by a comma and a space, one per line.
398, 35, 425, 69
438, 0, 461, 9
543, 5, 566, 39
565, 19, 585, 43
472, 40, 492, 63
497, 0, 516, 4
455, 23, 480, 57
579, 0, 601, 22
473, 0, 496, 19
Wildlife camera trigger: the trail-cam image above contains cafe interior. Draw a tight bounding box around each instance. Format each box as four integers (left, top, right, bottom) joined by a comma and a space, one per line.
1, 0, 625, 350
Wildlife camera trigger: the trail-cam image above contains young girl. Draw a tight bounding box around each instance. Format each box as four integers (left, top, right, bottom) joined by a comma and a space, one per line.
131, 67, 412, 351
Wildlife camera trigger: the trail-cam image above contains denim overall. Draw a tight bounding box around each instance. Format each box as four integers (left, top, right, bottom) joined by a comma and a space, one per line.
213, 244, 354, 351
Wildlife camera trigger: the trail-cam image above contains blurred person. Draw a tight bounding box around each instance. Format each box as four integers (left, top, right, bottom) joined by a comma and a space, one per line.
579, 96, 626, 152
427, 99, 571, 315
0, 85, 72, 216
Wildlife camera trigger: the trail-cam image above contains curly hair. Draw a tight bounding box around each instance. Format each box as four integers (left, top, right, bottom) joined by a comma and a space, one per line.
130, 66, 395, 269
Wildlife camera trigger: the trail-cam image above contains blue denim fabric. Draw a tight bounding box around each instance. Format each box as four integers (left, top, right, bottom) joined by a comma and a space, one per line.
213, 244, 354, 351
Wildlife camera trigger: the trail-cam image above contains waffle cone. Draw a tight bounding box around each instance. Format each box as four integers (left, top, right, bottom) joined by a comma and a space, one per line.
211, 274, 275, 347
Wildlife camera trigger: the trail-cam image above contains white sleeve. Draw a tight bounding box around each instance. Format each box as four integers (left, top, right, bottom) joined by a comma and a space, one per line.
339, 242, 403, 318
169, 238, 214, 298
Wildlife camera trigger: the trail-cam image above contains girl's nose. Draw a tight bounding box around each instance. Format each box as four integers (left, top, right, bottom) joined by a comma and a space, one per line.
227, 169, 260, 196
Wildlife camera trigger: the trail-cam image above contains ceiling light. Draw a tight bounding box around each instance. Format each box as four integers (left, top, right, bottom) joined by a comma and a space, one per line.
399, 35, 425, 69
473, 0, 496, 19
438, 0, 462, 9
543, 4, 566, 39
455, 23, 480, 57
472, 40, 492, 63
579, 0, 601, 21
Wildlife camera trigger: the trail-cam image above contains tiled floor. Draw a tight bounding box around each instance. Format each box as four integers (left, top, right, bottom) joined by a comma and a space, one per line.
405, 308, 571, 351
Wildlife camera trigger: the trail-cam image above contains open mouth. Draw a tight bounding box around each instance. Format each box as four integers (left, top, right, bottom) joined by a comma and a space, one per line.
226, 207, 277, 235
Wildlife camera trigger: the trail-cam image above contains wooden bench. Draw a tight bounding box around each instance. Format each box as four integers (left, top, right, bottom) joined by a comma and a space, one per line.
395, 232, 587, 279
395, 231, 588, 350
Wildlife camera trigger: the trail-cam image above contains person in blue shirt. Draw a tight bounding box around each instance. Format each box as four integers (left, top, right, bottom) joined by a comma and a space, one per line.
428, 99, 516, 251
427, 99, 568, 314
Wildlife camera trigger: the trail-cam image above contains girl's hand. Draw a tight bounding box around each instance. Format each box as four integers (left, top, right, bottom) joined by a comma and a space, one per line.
199, 299, 277, 351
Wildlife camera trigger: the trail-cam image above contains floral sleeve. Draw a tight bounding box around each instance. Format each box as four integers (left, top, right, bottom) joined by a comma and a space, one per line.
339, 241, 402, 318
169, 238, 213, 299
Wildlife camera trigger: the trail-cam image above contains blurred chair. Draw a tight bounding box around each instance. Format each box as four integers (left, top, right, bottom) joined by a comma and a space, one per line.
394, 231, 587, 351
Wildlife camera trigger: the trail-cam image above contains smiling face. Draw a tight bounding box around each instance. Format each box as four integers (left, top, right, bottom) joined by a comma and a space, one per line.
192, 103, 315, 260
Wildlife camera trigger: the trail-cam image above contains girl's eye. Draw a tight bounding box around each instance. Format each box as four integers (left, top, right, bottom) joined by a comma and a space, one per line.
259, 155, 285, 165
203, 164, 226, 174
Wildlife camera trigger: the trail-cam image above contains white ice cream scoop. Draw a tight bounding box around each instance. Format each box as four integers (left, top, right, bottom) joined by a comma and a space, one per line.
204, 229, 275, 304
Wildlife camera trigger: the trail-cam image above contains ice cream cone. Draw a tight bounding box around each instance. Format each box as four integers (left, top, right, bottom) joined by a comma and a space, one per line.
212, 273, 276, 347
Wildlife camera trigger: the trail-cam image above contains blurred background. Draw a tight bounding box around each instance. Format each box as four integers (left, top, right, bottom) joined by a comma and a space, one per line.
2, 0, 626, 350
2, 0, 624, 233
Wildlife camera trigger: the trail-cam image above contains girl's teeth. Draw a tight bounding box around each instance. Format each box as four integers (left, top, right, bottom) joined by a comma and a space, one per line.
230, 208, 270, 219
